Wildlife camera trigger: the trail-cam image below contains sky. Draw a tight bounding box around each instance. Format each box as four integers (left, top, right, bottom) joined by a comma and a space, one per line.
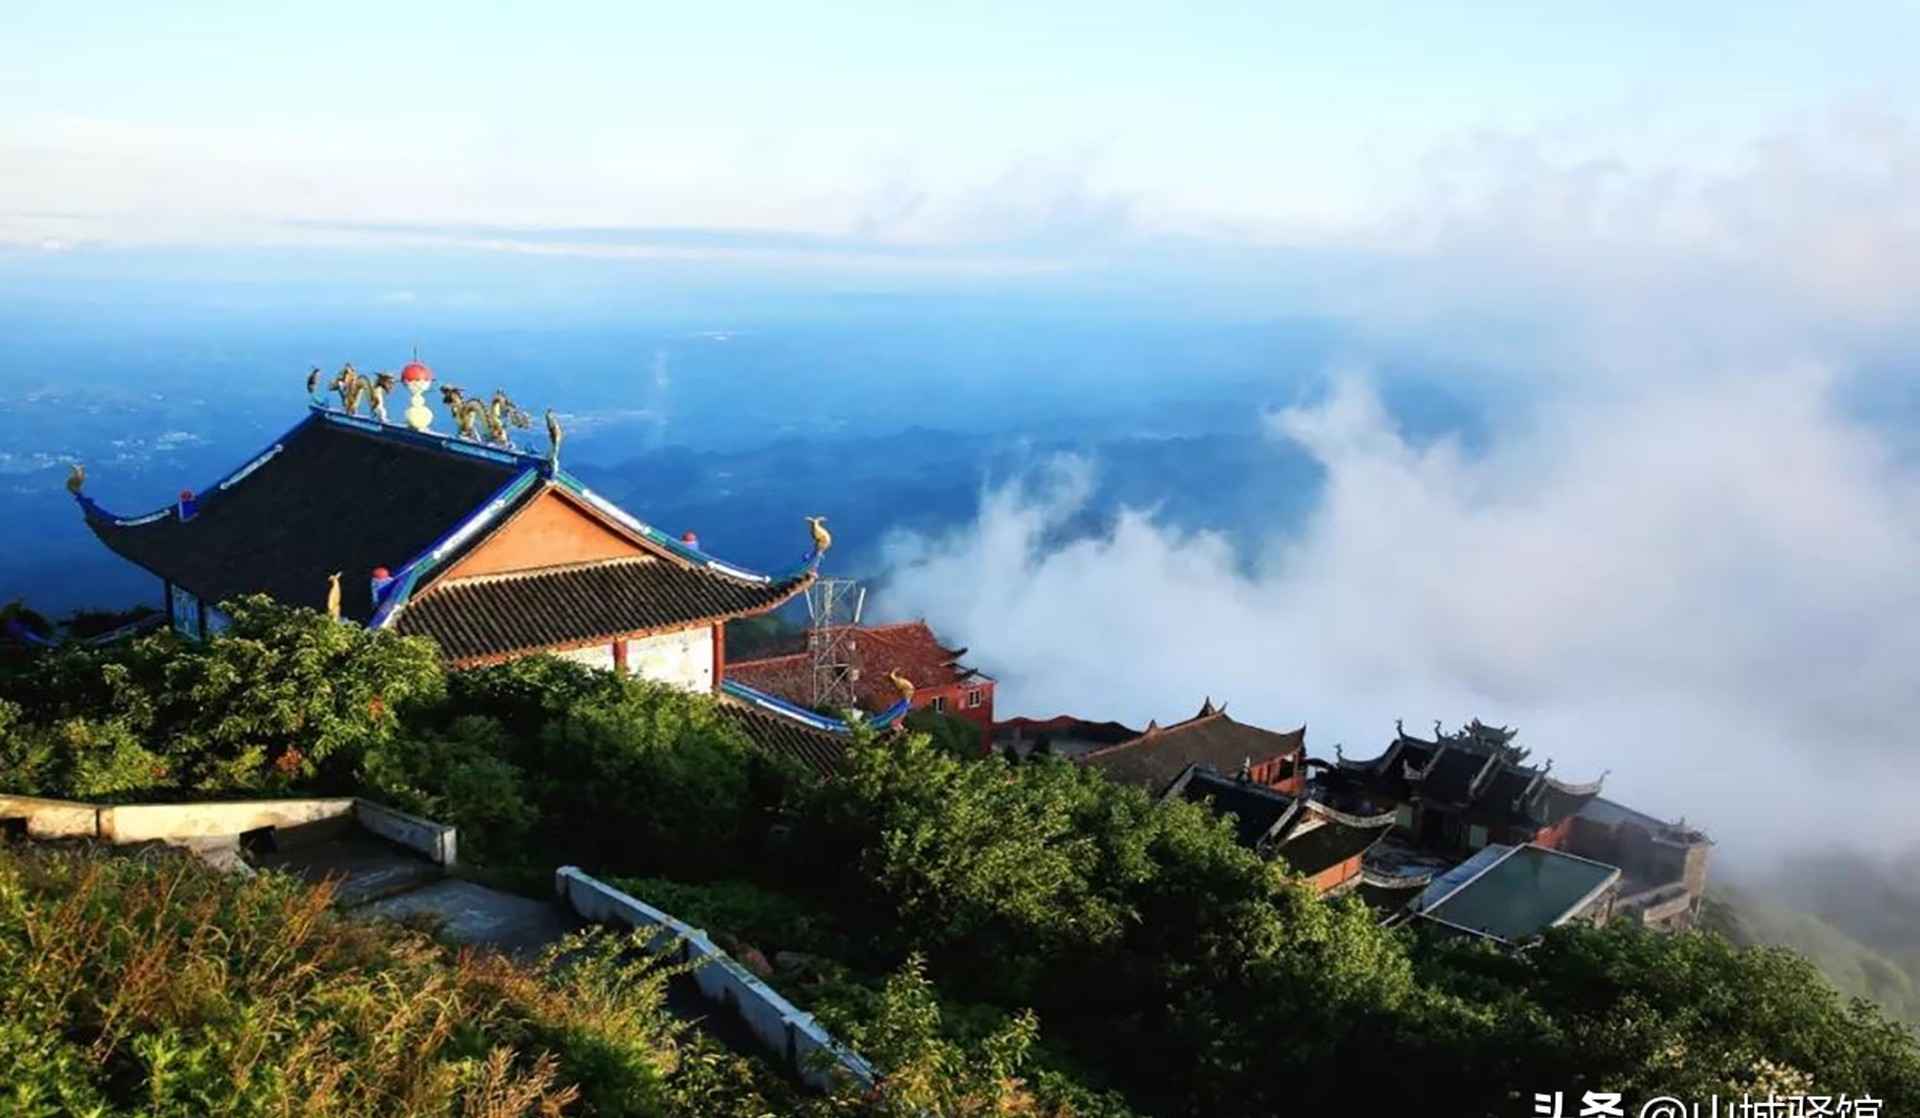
6, 1, 1918, 257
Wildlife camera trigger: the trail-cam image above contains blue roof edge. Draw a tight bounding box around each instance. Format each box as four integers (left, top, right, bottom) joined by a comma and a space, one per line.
720, 678, 909, 736
75, 409, 325, 526
369, 466, 544, 627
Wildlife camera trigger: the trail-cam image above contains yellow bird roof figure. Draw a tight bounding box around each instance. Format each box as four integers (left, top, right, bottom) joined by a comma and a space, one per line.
325, 571, 343, 622
806, 515, 832, 554
886, 668, 915, 705
66, 463, 85, 495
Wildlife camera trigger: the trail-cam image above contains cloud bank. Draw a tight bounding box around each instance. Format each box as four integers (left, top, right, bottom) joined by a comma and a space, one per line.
878, 366, 1920, 859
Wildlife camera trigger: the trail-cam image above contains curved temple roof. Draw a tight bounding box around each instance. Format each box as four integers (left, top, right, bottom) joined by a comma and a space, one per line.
78, 408, 822, 650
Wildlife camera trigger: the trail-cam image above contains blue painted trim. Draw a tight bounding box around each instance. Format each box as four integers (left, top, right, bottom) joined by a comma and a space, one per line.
3, 618, 58, 648
74, 411, 323, 527
720, 679, 909, 735
368, 467, 542, 627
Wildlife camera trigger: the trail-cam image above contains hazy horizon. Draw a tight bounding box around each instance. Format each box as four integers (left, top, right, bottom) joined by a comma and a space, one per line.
8, 3, 1920, 871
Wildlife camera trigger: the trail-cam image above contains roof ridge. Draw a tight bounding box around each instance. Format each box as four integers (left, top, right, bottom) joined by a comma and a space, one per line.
727, 648, 813, 668
315, 407, 545, 468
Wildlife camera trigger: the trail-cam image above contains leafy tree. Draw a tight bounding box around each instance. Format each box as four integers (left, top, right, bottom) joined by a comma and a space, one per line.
359, 715, 536, 861
0, 594, 444, 796
902, 706, 985, 758
449, 657, 783, 876
817, 955, 1140, 1118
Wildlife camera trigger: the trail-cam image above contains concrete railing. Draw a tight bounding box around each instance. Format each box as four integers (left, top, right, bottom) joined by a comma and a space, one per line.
353, 800, 457, 865
104, 798, 358, 844
554, 866, 877, 1094
1616, 881, 1693, 926
0, 793, 456, 866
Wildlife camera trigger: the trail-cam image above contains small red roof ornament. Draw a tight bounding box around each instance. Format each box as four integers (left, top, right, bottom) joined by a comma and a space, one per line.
399, 355, 436, 432
179, 488, 194, 501
681, 530, 700, 547
372, 566, 392, 580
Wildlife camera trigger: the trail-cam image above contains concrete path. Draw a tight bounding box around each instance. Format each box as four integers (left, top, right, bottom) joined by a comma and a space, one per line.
255, 829, 769, 1066
253, 830, 444, 907
357, 878, 582, 959
256, 829, 579, 959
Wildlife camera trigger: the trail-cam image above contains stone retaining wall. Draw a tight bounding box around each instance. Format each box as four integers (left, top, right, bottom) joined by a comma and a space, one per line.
0, 794, 455, 865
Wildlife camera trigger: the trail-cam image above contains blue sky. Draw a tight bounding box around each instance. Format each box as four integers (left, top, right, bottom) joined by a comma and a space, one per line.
6, 1, 1914, 255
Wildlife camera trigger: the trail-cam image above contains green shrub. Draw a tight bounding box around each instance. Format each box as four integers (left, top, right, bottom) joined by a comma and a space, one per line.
0, 841, 817, 1117
0, 594, 445, 797
609, 876, 836, 956
361, 715, 537, 861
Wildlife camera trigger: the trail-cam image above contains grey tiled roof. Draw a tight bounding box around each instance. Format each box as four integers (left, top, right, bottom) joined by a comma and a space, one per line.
395, 556, 809, 664
1082, 708, 1304, 794
717, 699, 849, 779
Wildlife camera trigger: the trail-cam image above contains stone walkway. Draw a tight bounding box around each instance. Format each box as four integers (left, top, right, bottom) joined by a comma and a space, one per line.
256, 829, 582, 959
256, 829, 765, 1060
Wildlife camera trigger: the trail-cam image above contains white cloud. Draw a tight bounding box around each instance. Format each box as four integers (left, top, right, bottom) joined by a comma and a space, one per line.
877, 369, 1920, 860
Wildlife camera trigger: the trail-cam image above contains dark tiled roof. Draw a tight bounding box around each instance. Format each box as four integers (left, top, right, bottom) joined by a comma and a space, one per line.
1337, 725, 1600, 835
1484, 765, 1536, 807
83, 416, 521, 621
717, 699, 848, 779
1179, 768, 1298, 848
1274, 813, 1394, 878
1419, 748, 1490, 805
727, 621, 988, 713
993, 715, 1140, 746
394, 556, 810, 664
1081, 706, 1304, 795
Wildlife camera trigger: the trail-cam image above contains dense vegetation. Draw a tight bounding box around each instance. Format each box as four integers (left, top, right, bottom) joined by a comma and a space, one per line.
1706, 879, 1920, 1026
4, 596, 1919, 1115
0, 842, 813, 1117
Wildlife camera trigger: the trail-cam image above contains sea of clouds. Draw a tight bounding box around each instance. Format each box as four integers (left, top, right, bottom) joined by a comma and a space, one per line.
877, 112, 1920, 862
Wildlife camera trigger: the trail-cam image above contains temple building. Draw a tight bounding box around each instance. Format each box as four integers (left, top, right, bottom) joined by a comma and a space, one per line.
1319, 719, 1715, 931
1316, 719, 1603, 853
1078, 700, 1307, 797
726, 620, 995, 743
1563, 797, 1713, 930
992, 714, 1140, 760
1163, 764, 1396, 894
71, 360, 894, 774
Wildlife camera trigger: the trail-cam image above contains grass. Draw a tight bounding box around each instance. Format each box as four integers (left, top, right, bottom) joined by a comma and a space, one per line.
0, 840, 821, 1117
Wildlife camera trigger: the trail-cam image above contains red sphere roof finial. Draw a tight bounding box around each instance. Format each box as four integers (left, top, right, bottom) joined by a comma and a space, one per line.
401, 360, 433, 384
371, 566, 392, 580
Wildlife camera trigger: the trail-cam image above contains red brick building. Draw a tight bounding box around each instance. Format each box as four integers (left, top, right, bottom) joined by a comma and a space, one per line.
724, 620, 995, 741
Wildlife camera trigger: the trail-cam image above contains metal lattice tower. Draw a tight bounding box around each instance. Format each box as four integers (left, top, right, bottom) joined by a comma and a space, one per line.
804, 577, 865, 710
